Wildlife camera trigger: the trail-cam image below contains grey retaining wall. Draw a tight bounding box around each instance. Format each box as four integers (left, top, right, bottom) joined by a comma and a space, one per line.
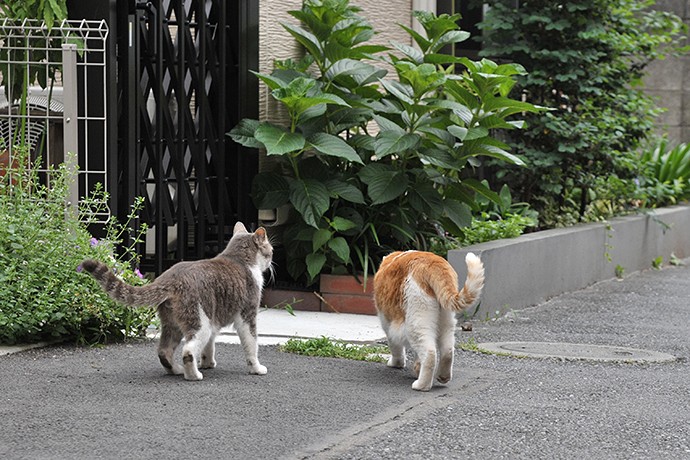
447, 205, 690, 318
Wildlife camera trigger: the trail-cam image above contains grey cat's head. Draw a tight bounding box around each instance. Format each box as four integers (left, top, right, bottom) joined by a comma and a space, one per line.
223, 222, 273, 273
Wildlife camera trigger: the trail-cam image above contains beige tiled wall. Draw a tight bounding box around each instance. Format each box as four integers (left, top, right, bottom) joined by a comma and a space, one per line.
258, 0, 414, 123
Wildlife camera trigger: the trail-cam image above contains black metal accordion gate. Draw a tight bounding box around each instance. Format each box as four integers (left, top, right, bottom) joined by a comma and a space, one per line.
116, 0, 259, 274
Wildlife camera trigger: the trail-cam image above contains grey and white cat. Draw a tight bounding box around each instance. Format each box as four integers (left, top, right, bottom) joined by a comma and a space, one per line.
81, 222, 273, 381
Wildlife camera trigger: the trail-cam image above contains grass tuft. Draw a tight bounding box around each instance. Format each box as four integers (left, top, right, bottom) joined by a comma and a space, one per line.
280, 336, 389, 363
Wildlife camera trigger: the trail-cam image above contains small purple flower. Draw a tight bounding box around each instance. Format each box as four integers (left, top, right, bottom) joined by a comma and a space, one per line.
90, 237, 99, 247
76, 264, 83, 273
134, 268, 144, 279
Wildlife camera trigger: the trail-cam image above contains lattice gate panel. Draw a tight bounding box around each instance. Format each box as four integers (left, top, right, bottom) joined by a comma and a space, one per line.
118, 0, 258, 274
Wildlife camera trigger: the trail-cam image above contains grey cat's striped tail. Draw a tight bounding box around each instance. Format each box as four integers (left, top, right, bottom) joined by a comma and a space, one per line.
447, 252, 485, 312
81, 259, 168, 307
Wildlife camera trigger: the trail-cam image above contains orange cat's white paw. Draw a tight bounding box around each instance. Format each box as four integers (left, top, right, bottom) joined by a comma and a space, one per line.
436, 375, 451, 384
411, 380, 431, 391
387, 357, 405, 368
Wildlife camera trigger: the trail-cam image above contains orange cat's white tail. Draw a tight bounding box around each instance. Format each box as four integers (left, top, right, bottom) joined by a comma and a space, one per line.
430, 252, 485, 312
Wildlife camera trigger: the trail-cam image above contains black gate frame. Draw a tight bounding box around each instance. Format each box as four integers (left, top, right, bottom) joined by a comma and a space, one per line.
115, 0, 259, 274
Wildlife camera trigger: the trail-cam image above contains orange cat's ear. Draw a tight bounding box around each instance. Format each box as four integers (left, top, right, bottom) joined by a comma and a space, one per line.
233, 222, 248, 234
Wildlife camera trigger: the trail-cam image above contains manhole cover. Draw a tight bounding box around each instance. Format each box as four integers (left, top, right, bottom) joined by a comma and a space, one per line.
476, 342, 676, 363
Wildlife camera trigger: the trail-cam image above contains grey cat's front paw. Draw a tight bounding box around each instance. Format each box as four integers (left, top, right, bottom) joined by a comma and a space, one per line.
199, 356, 216, 369
184, 370, 204, 381
249, 364, 267, 375
387, 357, 405, 368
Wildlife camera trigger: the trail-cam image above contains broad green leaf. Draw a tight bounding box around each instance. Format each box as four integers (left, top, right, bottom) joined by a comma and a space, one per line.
289, 179, 330, 228
443, 199, 472, 229
227, 119, 263, 149
462, 178, 502, 205
447, 125, 468, 141
366, 171, 408, 205
465, 127, 489, 140
330, 216, 357, 232
399, 23, 431, 51
374, 131, 420, 158
379, 79, 414, 105
251, 172, 290, 209
499, 184, 512, 212
282, 23, 322, 58
395, 62, 445, 97
328, 237, 351, 263
308, 133, 363, 164
358, 163, 393, 184
477, 144, 526, 166
251, 71, 289, 91
430, 30, 471, 53
373, 114, 406, 134
313, 228, 332, 251
325, 179, 365, 204
423, 53, 466, 65
254, 123, 305, 155
408, 183, 443, 214
306, 253, 327, 281
325, 58, 378, 80
390, 42, 424, 63
418, 149, 464, 171
417, 126, 455, 147
271, 77, 316, 100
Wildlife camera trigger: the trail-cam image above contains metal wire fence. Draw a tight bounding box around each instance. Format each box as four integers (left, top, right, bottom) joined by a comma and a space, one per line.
0, 18, 110, 222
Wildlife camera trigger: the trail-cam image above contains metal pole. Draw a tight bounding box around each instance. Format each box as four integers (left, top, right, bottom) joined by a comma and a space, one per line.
61, 43, 80, 218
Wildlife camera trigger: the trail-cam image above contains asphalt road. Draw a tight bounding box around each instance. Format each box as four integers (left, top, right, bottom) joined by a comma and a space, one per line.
2, 261, 689, 459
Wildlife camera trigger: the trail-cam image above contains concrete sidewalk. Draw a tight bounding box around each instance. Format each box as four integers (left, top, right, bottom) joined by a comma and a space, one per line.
0, 307, 385, 357
2, 261, 690, 460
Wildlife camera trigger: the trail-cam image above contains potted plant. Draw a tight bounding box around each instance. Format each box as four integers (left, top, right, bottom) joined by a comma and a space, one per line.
229, 0, 542, 298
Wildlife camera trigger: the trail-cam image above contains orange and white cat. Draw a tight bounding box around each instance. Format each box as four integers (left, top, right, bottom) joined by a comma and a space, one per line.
373, 251, 485, 391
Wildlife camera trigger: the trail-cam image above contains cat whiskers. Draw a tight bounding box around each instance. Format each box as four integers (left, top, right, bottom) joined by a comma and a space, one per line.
266, 262, 277, 286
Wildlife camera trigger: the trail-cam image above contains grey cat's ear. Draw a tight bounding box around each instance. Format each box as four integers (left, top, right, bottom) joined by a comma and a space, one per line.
233, 222, 248, 234
254, 227, 267, 242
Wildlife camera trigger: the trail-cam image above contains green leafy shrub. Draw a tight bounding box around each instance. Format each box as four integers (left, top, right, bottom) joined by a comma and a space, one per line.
638, 139, 690, 204
477, 0, 688, 227
428, 183, 537, 255
230, 0, 542, 284
0, 148, 153, 345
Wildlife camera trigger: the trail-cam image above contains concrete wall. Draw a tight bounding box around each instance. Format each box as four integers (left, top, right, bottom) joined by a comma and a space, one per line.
447, 205, 690, 318
644, 1, 690, 143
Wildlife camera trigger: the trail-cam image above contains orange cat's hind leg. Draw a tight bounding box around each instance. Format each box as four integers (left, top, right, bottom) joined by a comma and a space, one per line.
410, 344, 436, 391
407, 313, 438, 391
381, 317, 406, 368
436, 311, 456, 384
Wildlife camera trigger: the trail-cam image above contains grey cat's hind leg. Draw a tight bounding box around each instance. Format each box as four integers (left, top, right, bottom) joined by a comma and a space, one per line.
181, 307, 213, 381
234, 313, 267, 375
199, 333, 217, 369
157, 307, 184, 375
